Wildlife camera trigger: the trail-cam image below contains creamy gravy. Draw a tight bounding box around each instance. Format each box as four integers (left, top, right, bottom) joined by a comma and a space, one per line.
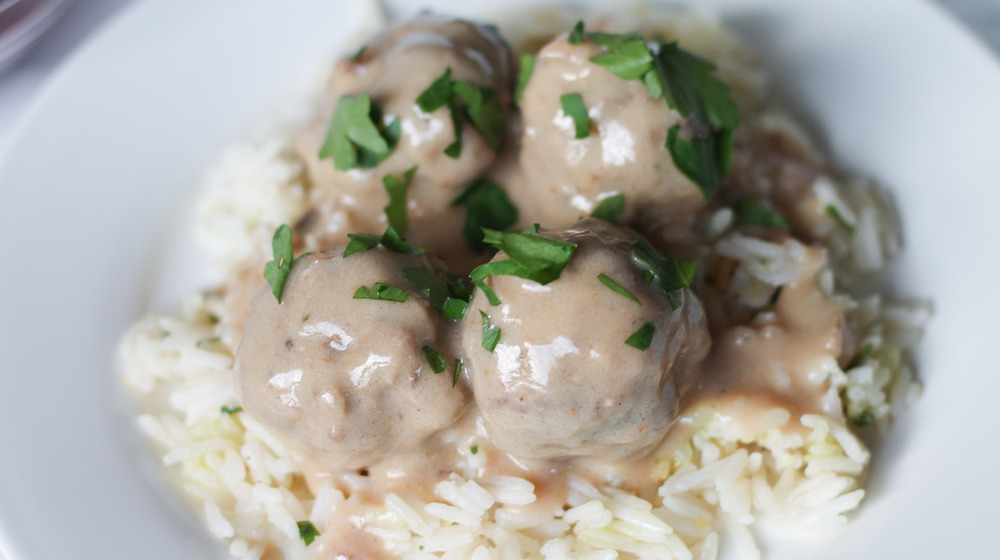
228, 14, 850, 558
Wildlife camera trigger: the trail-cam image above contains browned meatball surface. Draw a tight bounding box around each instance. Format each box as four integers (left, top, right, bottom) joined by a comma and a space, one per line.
509, 35, 707, 234
235, 248, 470, 470
296, 15, 514, 272
460, 219, 710, 461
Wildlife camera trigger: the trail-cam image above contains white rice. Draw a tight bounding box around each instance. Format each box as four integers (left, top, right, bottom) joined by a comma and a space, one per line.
121, 273, 918, 559
118, 9, 930, 560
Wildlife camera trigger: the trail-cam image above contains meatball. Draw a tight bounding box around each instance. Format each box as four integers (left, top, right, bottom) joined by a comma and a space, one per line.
460, 219, 710, 461
235, 248, 469, 469
509, 34, 707, 234
297, 15, 514, 271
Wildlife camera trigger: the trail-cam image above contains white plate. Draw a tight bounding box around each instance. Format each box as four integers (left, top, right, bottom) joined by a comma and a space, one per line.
1, 0, 998, 559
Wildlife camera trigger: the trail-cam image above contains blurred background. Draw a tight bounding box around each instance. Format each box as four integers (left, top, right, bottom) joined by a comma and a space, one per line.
1, 0, 999, 155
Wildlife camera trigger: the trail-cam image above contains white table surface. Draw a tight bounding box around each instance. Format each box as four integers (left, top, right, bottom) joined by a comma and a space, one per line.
0, 0, 997, 559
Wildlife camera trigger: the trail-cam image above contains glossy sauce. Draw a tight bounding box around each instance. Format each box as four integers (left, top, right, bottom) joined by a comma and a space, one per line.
229, 14, 848, 559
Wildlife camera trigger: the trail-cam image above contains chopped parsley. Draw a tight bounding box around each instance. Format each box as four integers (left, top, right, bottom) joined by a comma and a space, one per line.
350, 45, 366, 63
470, 444, 479, 455
297, 521, 320, 546
664, 123, 733, 200
452, 179, 519, 253
560, 93, 591, 138
470, 228, 578, 306
220, 405, 243, 415
734, 198, 790, 228
568, 20, 586, 45
846, 342, 875, 370
655, 43, 739, 198
421, 346, 448, 373
416, 68, 505, 158
852, 411, 875, 427
353, 282, 408, 302
403, 265, 471, 319
826, 204, 856, 235
515, 54, 536, 103
443, 298, 470, 320
480, 311, 501, 352
379, 225, 421, 254
630, 236, 697, 310
319, 94, 400, 170
416, 68, 454, 112
383, 166, 417, 236
589, 193, 625, 223
343, 233, 381, 257
196, 336, 221, 349
769, 285, 783, 306
574, 22, 739, 199
598, 273, 640, 304
588, 30, 653, 80
625, 321, 656, 350
453, 81, 505, 150
343, 225, 424, 258
263, 225, 311, 304
452, 359, 463, 387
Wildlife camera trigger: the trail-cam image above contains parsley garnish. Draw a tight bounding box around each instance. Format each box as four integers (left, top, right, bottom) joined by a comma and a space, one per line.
625, 321, 656, 350
416, 68, 455, 112
452, 359, 463, 387
665, 124, 733, 198
480, 311, 501, 352
568, 21, 586, 44
353, 282, 408, 302
846, 342, 875, 370
453, 81, 505, 150
350, 45, 366, 63
416, 68, 505, 158
470, 228, 578, 306
343, 225, 424, 258
452, 179, 519, 253
297, 521, 320, 546
589, 193, 625, 223
403, 266, 471, 318
590, 32, 653, 80
383, 166, 417, 236
733, 198, 790, 228
220, 405, 242, 415
598, 273, 640, 304
826, 204, 856, 235
655, 43, 739, 198
319, 94, 400, 170
196, 336, 221, 348
421, 346, 448, 373
560, 93, 591, 138
343, 233, 381, 257
769, 285, 783, 306
576, 22, 739, 198
630, 236, 696, 310
470, 444, 479, 455
443, 298, 469, 320
515, 54, 536, 103
263, 225, 311, 303
379, 225, 421, 253
853, 411, 875, 427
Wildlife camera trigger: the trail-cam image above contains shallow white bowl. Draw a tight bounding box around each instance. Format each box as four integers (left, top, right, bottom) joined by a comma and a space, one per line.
1, 0, 998, 559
